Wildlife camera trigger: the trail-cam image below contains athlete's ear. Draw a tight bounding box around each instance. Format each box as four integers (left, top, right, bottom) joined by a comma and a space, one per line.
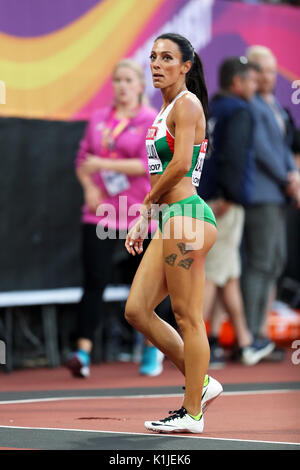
182, 60, 192, 75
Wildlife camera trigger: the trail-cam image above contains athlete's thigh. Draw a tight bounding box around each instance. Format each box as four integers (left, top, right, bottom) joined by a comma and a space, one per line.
162, 216, 217, 315
126, 229, 168, 313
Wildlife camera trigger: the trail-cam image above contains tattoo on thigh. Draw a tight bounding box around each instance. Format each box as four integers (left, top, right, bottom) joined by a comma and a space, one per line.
165, 253, 177, 266
178, 257, 194, 270
177, 242, 192, 256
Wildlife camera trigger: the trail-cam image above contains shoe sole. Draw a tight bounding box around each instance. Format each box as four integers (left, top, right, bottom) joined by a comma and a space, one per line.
65, 356, 89, 378
144, 425, 203, 434
144, 418, 204, 434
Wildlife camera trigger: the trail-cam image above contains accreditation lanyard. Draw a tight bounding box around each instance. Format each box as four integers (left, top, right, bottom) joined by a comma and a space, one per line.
100, 110, 131, 158
99, 109, 132, 197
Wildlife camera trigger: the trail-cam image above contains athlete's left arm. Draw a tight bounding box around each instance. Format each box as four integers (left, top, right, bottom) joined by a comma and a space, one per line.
147, 96, 203, 204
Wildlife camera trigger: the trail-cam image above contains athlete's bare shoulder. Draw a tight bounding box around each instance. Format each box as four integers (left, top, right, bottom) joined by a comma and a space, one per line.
173, 91, 204, 124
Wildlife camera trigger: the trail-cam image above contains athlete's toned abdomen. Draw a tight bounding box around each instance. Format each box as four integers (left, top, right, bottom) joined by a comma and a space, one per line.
150, 173, 197, 206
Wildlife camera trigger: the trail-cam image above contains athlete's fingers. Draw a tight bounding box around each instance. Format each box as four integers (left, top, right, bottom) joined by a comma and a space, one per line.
126, 236, 143, 256
129, 240, 136, 256
125, 237, 135, 256
136, 240, 143, 254
133, 240, 143, 255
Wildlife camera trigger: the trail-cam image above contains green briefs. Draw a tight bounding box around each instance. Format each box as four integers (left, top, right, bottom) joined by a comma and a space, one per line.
158, 194, 217, 233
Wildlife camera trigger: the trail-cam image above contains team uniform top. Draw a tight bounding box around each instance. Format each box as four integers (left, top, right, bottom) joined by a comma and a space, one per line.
145, 90, 207, 186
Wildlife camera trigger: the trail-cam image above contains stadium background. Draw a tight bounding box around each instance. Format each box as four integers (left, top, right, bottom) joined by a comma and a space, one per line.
0, 0, 299, 363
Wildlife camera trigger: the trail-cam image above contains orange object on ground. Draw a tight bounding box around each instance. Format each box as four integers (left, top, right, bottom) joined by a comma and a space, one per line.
267, 303, 300, 346
205, 318, 236, 347
206, 302, 300, 348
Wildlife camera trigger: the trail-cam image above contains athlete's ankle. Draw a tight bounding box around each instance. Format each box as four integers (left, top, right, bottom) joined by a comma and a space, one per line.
184, 405, 202, 418
188, 410, 203, 421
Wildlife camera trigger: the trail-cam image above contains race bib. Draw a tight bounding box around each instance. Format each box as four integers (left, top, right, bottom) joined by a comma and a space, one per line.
192, 139, 208, 187
146, 126, 163, 174
146, 142, 163, 174
101, 170, 130, 196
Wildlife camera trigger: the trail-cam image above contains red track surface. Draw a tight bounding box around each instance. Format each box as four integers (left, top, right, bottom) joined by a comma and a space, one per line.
0, 349, 299, 392
1, 392, 300, 443
0, 348, 299, 448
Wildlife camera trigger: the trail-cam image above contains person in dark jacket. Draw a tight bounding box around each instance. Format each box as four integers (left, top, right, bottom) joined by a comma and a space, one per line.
199, 57, 275, 367
241, 45, 300, 343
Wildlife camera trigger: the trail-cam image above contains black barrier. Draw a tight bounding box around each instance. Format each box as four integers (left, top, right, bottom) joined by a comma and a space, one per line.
0, 117, 86, 291
0, 116, 299, 294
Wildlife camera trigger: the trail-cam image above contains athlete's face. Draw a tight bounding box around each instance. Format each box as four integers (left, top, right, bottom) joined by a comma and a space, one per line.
150, 39, 191, 89
113, 66, 143, 106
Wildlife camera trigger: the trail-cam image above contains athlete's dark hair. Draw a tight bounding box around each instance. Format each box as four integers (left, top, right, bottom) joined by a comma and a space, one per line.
155, 33, 209, 135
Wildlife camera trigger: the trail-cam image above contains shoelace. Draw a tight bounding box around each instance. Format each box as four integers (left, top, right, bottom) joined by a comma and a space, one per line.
160, 407, 187, 422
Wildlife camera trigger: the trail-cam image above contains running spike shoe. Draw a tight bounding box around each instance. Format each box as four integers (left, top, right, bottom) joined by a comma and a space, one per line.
182, 375, 223, 413
201, 375, 223, 413
145, 406, 204, 434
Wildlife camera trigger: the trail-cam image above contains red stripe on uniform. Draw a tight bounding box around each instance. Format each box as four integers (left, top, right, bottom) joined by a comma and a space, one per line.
166, 129, 174, 153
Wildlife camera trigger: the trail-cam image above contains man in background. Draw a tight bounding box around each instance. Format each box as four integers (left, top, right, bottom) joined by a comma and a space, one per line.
199, 57, 275, 367
242, 46, 300, 345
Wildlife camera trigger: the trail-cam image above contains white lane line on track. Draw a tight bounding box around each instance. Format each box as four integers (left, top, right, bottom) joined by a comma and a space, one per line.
0, 424, 299, 447
0, 388, 299, 405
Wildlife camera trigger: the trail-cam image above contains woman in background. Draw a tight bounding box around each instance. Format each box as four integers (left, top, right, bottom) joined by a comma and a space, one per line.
66, 59, 163, 378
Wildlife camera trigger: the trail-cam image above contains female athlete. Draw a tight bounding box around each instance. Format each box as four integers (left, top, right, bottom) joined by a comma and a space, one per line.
124, 33, 222, 433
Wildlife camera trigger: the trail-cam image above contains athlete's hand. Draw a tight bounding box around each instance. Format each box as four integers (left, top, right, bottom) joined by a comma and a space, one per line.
125, 217, 149, 256
139, 193, 160, 221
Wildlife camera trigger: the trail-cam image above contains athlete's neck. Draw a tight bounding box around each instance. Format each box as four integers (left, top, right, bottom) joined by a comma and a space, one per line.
161, 84, 188, 109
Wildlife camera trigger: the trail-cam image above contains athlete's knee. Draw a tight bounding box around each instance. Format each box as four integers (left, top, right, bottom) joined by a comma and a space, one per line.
124, 298, 141, 328
172, 301, 202, 335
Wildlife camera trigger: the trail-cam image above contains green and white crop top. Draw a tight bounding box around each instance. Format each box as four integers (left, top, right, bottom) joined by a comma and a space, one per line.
145, 90, 207, 187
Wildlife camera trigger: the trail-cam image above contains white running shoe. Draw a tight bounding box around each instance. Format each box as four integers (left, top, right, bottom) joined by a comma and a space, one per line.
201, 375, 223, 413
181, 375, 223, 412
144, 407, 204, 434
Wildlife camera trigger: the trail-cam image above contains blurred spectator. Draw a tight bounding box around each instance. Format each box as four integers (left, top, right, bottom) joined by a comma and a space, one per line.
65, 59, 163, 378
241, 46, 300, 344
199, 57, 275, 367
